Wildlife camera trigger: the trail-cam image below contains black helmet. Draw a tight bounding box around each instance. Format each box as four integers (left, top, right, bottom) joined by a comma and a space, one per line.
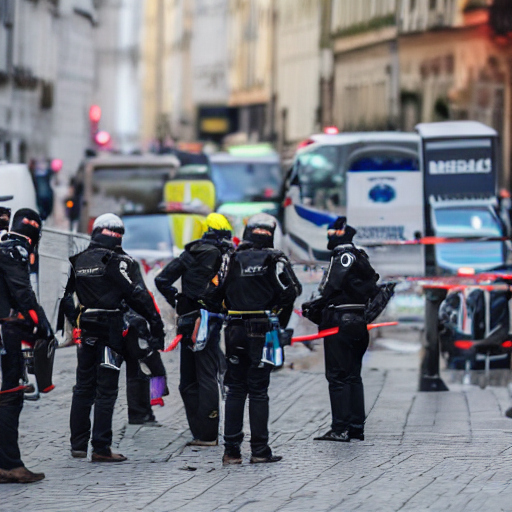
91, 213, 125, 249
11, 208, 42, 250
327, 216, 357, 250
243, 213, 277, 249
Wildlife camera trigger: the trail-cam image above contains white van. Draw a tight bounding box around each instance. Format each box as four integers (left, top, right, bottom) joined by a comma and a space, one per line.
0, 162, 38, 219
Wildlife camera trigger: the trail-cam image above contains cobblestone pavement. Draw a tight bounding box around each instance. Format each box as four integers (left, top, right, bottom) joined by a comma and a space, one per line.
3, 330, 512, 512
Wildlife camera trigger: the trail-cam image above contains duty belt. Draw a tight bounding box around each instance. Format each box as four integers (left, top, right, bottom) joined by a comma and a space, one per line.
227, 310, 269, 320
328, 304, 365, 311
228, 310, 266, 315
83, 308, 122, 314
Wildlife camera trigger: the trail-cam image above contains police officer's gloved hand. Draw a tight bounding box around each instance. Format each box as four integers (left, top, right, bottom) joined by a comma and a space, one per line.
166, 286, 179, 308
149, 319, 165, 350
147, 335, 164, 351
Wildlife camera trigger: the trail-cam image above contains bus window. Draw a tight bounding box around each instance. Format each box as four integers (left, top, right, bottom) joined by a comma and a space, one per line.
297, 146, 344, 213
90, 166, 173, 217
348, 155, 419, 172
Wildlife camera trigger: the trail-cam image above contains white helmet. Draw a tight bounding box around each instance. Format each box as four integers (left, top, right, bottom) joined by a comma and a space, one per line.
92, 213, 125, 235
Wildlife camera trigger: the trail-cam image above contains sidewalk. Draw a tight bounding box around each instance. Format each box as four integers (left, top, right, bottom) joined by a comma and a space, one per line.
3, 337, 512, 512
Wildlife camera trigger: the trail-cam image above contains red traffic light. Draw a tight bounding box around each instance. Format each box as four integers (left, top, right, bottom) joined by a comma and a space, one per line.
89, 105, 101, 123
94, 130, 111, 146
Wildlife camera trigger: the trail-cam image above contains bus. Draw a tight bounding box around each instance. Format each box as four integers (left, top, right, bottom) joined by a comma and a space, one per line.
71, 154, 181, 233
283, 123, 507, 277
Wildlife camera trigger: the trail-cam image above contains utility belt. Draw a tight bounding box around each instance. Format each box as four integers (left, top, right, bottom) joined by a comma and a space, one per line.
227, 310, 268, 321
76, 305, 124, 353
226, 310, 286, 368
328, 304, 366, 312
82, 307, 123, 316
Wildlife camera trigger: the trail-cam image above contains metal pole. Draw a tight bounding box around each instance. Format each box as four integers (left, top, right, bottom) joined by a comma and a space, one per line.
419, 287, 449, 391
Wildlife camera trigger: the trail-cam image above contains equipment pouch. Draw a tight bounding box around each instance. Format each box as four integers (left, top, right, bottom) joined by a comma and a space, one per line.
365, 282, 397, 324
177, 310, 200, 342
244, 318, 270, 338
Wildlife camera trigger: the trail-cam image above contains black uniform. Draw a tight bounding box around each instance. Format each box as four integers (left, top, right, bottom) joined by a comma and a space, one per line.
62, 234, 164, 457
304, 223, 379, 440
155, 232, 232, 443
0, 226, 52, 475
222, 241, 301, 459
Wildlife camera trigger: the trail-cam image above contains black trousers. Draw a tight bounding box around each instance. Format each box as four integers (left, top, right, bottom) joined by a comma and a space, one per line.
69, 328, 121, 456
125, 352, 153, 424
320, 309, 369, 434
0, 323, 26, 470
179, 316, 223, 442
224, 319, 272, 458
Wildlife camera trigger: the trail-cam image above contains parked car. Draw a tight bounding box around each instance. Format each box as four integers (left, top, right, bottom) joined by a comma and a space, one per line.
438, 279, 512, 370
0, 162, 38, 216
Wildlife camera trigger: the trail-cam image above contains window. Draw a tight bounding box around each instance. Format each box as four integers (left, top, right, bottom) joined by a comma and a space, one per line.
429, 0, 437, 9
211, 162, 281, 204
297, 146, 345, 212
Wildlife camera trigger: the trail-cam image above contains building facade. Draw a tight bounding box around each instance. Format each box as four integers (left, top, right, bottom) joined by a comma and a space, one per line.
93, 0, 144, 154
398, 0, 512, 185
275, 0, 324, 151
227, 0, 274, 142
0, 0, 98, 179
331, 0, 399, 131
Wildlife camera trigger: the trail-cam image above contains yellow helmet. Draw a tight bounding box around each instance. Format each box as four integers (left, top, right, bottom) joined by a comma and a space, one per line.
203, 213, 232, 233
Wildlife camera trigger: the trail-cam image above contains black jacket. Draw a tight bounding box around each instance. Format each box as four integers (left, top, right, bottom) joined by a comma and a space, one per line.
223, 242, 302, 326
0, 234, 52, 337
318, 243, 379, 306
59, 241, 163, 341
155, 236, 232, 314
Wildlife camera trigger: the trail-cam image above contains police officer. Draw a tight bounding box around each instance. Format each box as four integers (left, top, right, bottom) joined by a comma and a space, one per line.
61, 213, 164, 462
303, 216, 379, 442
155, 213, 233, 446
222, 214, 301, 464
0, 208, 51, 483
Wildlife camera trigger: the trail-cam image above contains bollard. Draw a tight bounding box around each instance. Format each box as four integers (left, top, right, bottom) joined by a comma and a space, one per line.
419, 287, 449, 392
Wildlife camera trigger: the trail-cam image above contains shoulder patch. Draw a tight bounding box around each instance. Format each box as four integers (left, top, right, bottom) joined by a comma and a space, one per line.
340, 253, 355, 268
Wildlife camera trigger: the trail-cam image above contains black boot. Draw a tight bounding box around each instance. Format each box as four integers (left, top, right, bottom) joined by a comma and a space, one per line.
314, 429, 350, 442
349, 427, 365, 441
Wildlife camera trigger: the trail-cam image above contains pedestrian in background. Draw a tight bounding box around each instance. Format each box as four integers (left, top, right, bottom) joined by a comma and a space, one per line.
60, 213, 164, 462
222, 213, 301, 464
0, 206, 10, 234
156, 213, 233, 446
0, 209, 53, 483
303, 216, 379, 442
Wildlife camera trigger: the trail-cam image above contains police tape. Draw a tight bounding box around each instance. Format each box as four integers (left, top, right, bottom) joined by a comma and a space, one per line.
164, 334, 182, 352
290, 322, 398, 344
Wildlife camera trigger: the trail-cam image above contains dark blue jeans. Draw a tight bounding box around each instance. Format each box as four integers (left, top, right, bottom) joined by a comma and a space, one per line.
224, 319, 272, 458
69, 330, 120, 456
179, 316, 223, 442
320, 309, 369, 434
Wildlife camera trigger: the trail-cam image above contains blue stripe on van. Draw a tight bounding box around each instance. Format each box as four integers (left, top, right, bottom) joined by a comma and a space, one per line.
294, 205, 338, 227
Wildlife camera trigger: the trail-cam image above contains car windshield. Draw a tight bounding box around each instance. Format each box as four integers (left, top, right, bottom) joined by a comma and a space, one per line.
90, 167, 176, 217
434, 207, 504, 270
122, 214, 173, 253
211, 162, 281, 203
434, 207, 502, 237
